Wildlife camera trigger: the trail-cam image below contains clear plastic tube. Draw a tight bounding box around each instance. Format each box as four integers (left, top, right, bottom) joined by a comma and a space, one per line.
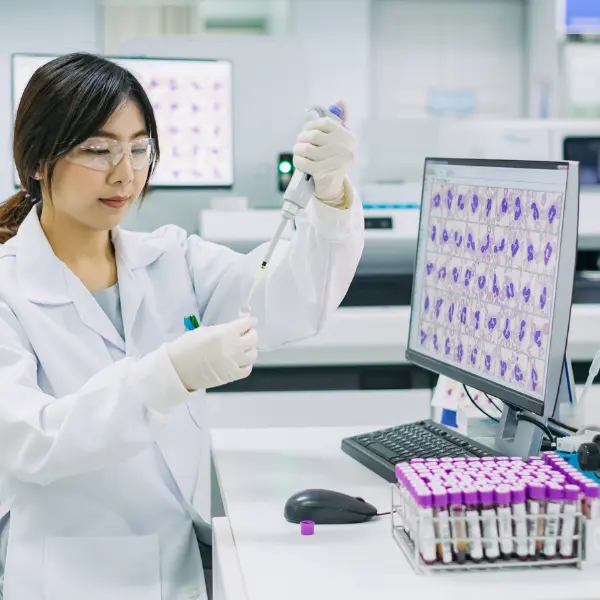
463, 488, 484, 562
527, 482, 546, 558
543, 483, 563, 558
559, 484, 580, 558
511, 485, 528, 560
431, 488, 453, 564
495, 485, 513, 558
479, 486, 500, 561
448, 488, 467, 564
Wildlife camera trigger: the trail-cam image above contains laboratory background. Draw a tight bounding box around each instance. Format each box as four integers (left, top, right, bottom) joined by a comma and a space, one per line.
5, 0, 600, 598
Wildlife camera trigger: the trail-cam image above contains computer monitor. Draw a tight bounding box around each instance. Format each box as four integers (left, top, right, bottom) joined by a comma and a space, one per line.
406, 158, 580, 456
11, 53, 234, 189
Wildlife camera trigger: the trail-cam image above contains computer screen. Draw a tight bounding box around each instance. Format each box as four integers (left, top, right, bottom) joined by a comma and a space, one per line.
11, 53, 234, 188
407, 159, 579, 417
563, 137, 600, 186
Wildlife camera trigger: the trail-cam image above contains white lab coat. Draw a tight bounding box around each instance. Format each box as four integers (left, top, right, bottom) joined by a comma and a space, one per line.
0, 184, 364, 600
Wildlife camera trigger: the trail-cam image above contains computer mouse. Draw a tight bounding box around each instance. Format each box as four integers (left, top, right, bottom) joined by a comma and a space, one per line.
284, 488, 378, 524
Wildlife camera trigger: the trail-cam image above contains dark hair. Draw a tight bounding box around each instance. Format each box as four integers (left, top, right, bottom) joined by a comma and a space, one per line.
0, 52, 160, 243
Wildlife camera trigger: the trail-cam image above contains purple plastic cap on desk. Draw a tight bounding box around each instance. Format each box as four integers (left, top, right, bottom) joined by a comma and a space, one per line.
583, 482, 600, 499
565, 484, 581, 502
466, 457, 480, 463
410, 457, 425, 464
496, 461, 511, 469
440, 457, 454, 463
511, 485, 527, 503
478, 487, 495, 504
453, 462, 469, 470
527, 482, 546, 501
495, 485, 511, 505
301, 520, 315, 535
462, 487, 479, 505
447, 488, 463, 505
416, 489, 433, 508
546, 483, 564, 501
482, 456, 496, 462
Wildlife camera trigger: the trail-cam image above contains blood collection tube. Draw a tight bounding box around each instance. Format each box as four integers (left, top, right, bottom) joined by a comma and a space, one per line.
479, 487, 500, 561
463, 488, 484, 562
527, 482, 546, 558
559, 484, 580, 558
415, 488, 437, 564
581, 481, 600, 520
543, 483, 564, 559
495, 485, 513, 558
511, 484, 528, 560
431, 488, 453, 564
447, 488, 467, 564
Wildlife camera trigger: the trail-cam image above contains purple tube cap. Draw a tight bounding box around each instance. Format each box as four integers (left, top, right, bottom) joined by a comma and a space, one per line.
300, 520, 315, 535
495, 485, 511, 505
416, 489, 433, 508
447, 488, 463, 505
527, 482, 546, 501
546, 483, 564, 501
584, 482, 600, 499
432, 488, 448, 507
565, 484, 581, 502
462, 487, 479, 505
478, 487, 495, 504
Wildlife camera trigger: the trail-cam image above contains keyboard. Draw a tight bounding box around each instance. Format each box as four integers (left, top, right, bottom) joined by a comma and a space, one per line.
341, 419, 499, 482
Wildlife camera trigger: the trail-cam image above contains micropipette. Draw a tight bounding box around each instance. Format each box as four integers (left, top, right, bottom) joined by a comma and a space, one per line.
243, 104, 344, 310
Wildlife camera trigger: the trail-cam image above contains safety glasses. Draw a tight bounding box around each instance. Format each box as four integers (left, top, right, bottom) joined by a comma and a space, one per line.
66, 137, 155, 172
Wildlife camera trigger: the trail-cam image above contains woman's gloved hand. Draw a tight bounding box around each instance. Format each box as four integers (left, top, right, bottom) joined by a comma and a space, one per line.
292, 100, 356, 205
166, 315, 258, 391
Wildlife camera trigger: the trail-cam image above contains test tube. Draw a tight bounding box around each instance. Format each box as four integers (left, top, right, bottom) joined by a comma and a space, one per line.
559, 484, 580, 558
415, 488, 437, 564
512, 484, 529, 560
495, 485, 513, 558
463, 488, 484, 562
581, 481, 600, 520
479, 487, 500, 561
543, 483, 564, 559
527, 482, 547, 558
447, 488, 467, 564
432, 488, 453, 564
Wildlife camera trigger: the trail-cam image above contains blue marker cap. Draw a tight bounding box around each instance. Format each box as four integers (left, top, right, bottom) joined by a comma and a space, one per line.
328, 105, 344, 119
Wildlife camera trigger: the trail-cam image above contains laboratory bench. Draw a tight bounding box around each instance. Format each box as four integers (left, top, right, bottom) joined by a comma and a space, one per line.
207, 388, 600, 600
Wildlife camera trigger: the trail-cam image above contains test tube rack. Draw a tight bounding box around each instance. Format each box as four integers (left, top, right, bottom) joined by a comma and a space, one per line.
391, 482, 584, 574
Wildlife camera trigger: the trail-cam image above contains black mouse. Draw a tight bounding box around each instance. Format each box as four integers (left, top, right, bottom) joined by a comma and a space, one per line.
284, 489, 378, 524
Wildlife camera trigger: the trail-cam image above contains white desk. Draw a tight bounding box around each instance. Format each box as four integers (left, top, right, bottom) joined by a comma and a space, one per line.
211, 413, 600, 600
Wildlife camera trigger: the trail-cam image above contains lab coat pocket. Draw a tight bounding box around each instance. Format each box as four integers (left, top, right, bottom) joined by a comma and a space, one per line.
43, 534, 161, 600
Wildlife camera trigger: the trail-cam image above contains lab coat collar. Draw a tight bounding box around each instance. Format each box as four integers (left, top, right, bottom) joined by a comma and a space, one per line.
8, 207, 166, 352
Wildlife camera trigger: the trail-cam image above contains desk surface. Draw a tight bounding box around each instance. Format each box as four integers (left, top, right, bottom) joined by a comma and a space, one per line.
211, 422, 600, 600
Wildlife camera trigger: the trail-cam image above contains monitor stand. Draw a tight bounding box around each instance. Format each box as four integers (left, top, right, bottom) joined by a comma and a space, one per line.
491, 358, 574, 457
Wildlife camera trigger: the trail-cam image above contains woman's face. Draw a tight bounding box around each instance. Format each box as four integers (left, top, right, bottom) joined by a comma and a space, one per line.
43, 100, 151, 231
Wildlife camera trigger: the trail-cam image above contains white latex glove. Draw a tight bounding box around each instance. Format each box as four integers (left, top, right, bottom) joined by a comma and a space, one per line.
292, 101, 357, 204
166, 315, 258, 391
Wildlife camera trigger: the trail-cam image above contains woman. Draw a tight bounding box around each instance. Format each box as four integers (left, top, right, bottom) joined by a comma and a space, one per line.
0, 53, 363, 599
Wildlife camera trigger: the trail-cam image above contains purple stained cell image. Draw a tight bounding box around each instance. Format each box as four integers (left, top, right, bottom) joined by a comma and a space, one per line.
511, 238, 519, 257
426, 262, 434, 275
485, 355, 492, 371
431, 226, 437, 242
540, 287, 547, 310
534, 330, 542, 348
442, 229, 449, 243
460, 307, 467, 324
470, 348, 478, 365
486, 198, 492, 217
438, 267, 447, 279
458, 194, 465, 210
424, 296, 430, 311
464, 269, 473, 286
544, 242, 552, 265
532, 203, 540, 221
499, 239, 505, 252
420, 330, 427, 344
503, 318, 510, 339
467, 233, 476, 251
500, 361, 508, 377
501, 198, 508, 213
478, 275, 486, 289
527, 244, 534, 262
475, 310, 481, 330
455, 234, 463, 248
445, 338, 451, 355
506, 282, 515, 298
531, 368, 538, 391
433, 334, 439, 351
448, 304, 455, 322
446, 189, 453, 209
522, 286, 531, 303
488, 317, 497, 330
514, 197, 522, 220
492, 274, 499, 296
548, 205, 557, 224
457, 343, 464, 362
471, 194, 479, 213
435, 299, 444, 318
432, 193, 441, 207
519, 320, 526, 341
453, 267, 460, 283
514, 364, 524, 382
480, 234, 490, 253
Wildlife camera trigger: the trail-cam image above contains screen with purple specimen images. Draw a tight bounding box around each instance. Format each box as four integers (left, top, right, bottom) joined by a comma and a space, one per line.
409, 161, 568, 403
